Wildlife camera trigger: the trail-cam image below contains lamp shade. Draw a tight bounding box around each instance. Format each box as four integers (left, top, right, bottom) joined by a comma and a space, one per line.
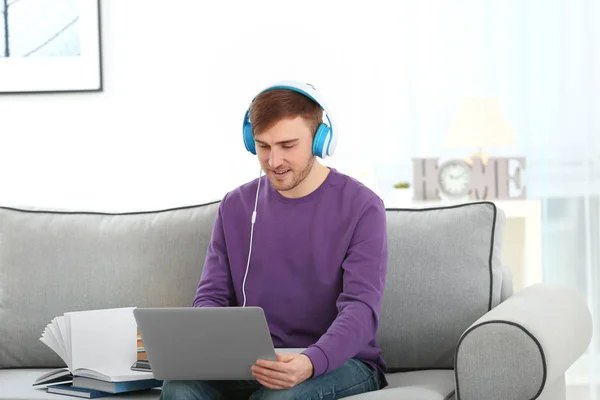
444, 98, 515, 148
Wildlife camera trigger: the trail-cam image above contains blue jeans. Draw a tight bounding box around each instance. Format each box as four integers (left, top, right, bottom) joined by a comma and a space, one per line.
159, 358, 381, 400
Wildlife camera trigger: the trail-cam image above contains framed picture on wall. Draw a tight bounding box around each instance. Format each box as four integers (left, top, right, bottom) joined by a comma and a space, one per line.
0, 0, 102, 93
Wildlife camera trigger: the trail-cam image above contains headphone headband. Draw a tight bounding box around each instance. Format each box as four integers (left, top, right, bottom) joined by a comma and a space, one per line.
242, 80, 337, 158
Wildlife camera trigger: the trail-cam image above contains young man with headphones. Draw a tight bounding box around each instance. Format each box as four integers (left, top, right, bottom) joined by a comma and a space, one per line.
161, 81, 388, 399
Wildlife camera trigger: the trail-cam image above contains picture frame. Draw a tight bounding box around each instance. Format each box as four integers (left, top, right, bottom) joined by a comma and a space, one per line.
0, 0, 102, 94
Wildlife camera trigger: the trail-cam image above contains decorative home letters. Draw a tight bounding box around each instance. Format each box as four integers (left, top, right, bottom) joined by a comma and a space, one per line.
412, 158, 441, 201
412, 157, 527, 201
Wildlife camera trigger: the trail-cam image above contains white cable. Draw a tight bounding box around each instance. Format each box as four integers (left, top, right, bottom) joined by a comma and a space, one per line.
242, 166, 262, 307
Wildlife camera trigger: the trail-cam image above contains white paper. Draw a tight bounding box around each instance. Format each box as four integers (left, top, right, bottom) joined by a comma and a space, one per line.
67, 307, 138, 377
38, 307, 152, 383
75, 366, 155, 382
50, 319, 69, 367
56, 316, 71, 368
45, 326, 65, 365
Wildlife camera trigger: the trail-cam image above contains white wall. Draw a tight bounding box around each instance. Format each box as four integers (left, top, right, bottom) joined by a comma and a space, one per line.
1, 0, 599, 212
0, 0, 400, 211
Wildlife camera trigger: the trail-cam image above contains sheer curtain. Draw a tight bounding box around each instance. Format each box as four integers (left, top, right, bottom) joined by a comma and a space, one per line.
386, 0, 600, 331
363, 0, 600, 391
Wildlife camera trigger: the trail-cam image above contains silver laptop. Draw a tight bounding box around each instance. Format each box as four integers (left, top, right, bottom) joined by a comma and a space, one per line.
133, 306, 305, 381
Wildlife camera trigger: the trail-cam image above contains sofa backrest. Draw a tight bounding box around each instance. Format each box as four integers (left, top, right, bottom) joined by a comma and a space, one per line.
0, 202, 220, 368
379, 202, 507, 371
0, 201, 507, 370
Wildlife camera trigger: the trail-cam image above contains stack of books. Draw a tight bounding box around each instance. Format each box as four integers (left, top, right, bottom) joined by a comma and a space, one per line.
130, 329, 151, 372
33, 307, 161, 398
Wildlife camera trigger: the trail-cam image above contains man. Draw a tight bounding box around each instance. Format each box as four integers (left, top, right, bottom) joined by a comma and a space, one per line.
161, 81, 388, 399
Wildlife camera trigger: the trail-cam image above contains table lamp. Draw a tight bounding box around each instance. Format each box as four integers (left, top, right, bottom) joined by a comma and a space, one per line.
444, 98, 515, 165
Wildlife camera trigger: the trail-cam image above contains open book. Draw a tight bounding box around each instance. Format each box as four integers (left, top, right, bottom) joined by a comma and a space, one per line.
34, 307, 160, 388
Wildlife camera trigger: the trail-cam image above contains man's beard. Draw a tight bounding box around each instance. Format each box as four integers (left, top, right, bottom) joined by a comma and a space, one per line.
269, 155, 315, 192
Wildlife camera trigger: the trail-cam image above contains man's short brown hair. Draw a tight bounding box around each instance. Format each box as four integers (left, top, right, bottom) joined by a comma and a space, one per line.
248, 89, 323, 137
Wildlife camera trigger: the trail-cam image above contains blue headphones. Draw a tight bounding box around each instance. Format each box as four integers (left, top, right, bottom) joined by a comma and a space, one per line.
242, 80, 337, 159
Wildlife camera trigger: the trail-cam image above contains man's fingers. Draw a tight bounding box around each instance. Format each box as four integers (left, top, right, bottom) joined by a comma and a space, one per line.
257, 379, 286, 390
252, 365, 296, 389
255, 359, 289, 373
252, 366, 291, 383
254, 372, 290, 390
276, 352, 295, 362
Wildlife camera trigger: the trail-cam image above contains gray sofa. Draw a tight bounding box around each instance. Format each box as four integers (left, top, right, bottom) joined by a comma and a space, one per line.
0, 200, 592, 400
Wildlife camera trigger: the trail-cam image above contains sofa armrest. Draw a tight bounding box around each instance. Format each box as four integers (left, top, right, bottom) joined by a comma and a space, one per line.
454, 283, 592, 400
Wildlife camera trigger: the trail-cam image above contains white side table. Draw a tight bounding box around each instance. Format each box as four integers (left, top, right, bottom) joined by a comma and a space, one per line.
383, 196, 543, 293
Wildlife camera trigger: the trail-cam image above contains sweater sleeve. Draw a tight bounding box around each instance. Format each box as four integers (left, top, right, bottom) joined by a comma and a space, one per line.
302, 196, 388, 377
192, 199, 236, 307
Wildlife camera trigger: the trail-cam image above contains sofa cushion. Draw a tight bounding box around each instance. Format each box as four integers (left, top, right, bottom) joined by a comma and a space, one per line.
0, 203, 220, 368
0, 369, 454, 400
344, 370, 456, 400
378, 202, 505, 371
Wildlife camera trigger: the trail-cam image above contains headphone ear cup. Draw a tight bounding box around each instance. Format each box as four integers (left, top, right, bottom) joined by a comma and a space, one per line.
243, 123, 256, 155
312, 124, 331, 158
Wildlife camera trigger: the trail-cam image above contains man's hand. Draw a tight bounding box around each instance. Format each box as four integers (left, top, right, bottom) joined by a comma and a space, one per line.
251, 353, 314, 390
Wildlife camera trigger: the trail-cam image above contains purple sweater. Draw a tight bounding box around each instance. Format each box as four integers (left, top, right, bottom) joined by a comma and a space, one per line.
193, 168, 388, 382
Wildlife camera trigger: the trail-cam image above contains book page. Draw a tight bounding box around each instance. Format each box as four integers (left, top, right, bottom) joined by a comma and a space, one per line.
39, 335, 63, 365
43, 325, 67, 367
39, 319, 70, 369
67, 307, 138, 377
33, 367, 72, 385
49, 318, 69, 367
56, 316, 71, 368
74, 366, 155, 382
65, 314, 73, 367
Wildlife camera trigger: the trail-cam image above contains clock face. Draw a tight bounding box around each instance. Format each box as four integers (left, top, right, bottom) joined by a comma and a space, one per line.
438, 160, 471, 197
